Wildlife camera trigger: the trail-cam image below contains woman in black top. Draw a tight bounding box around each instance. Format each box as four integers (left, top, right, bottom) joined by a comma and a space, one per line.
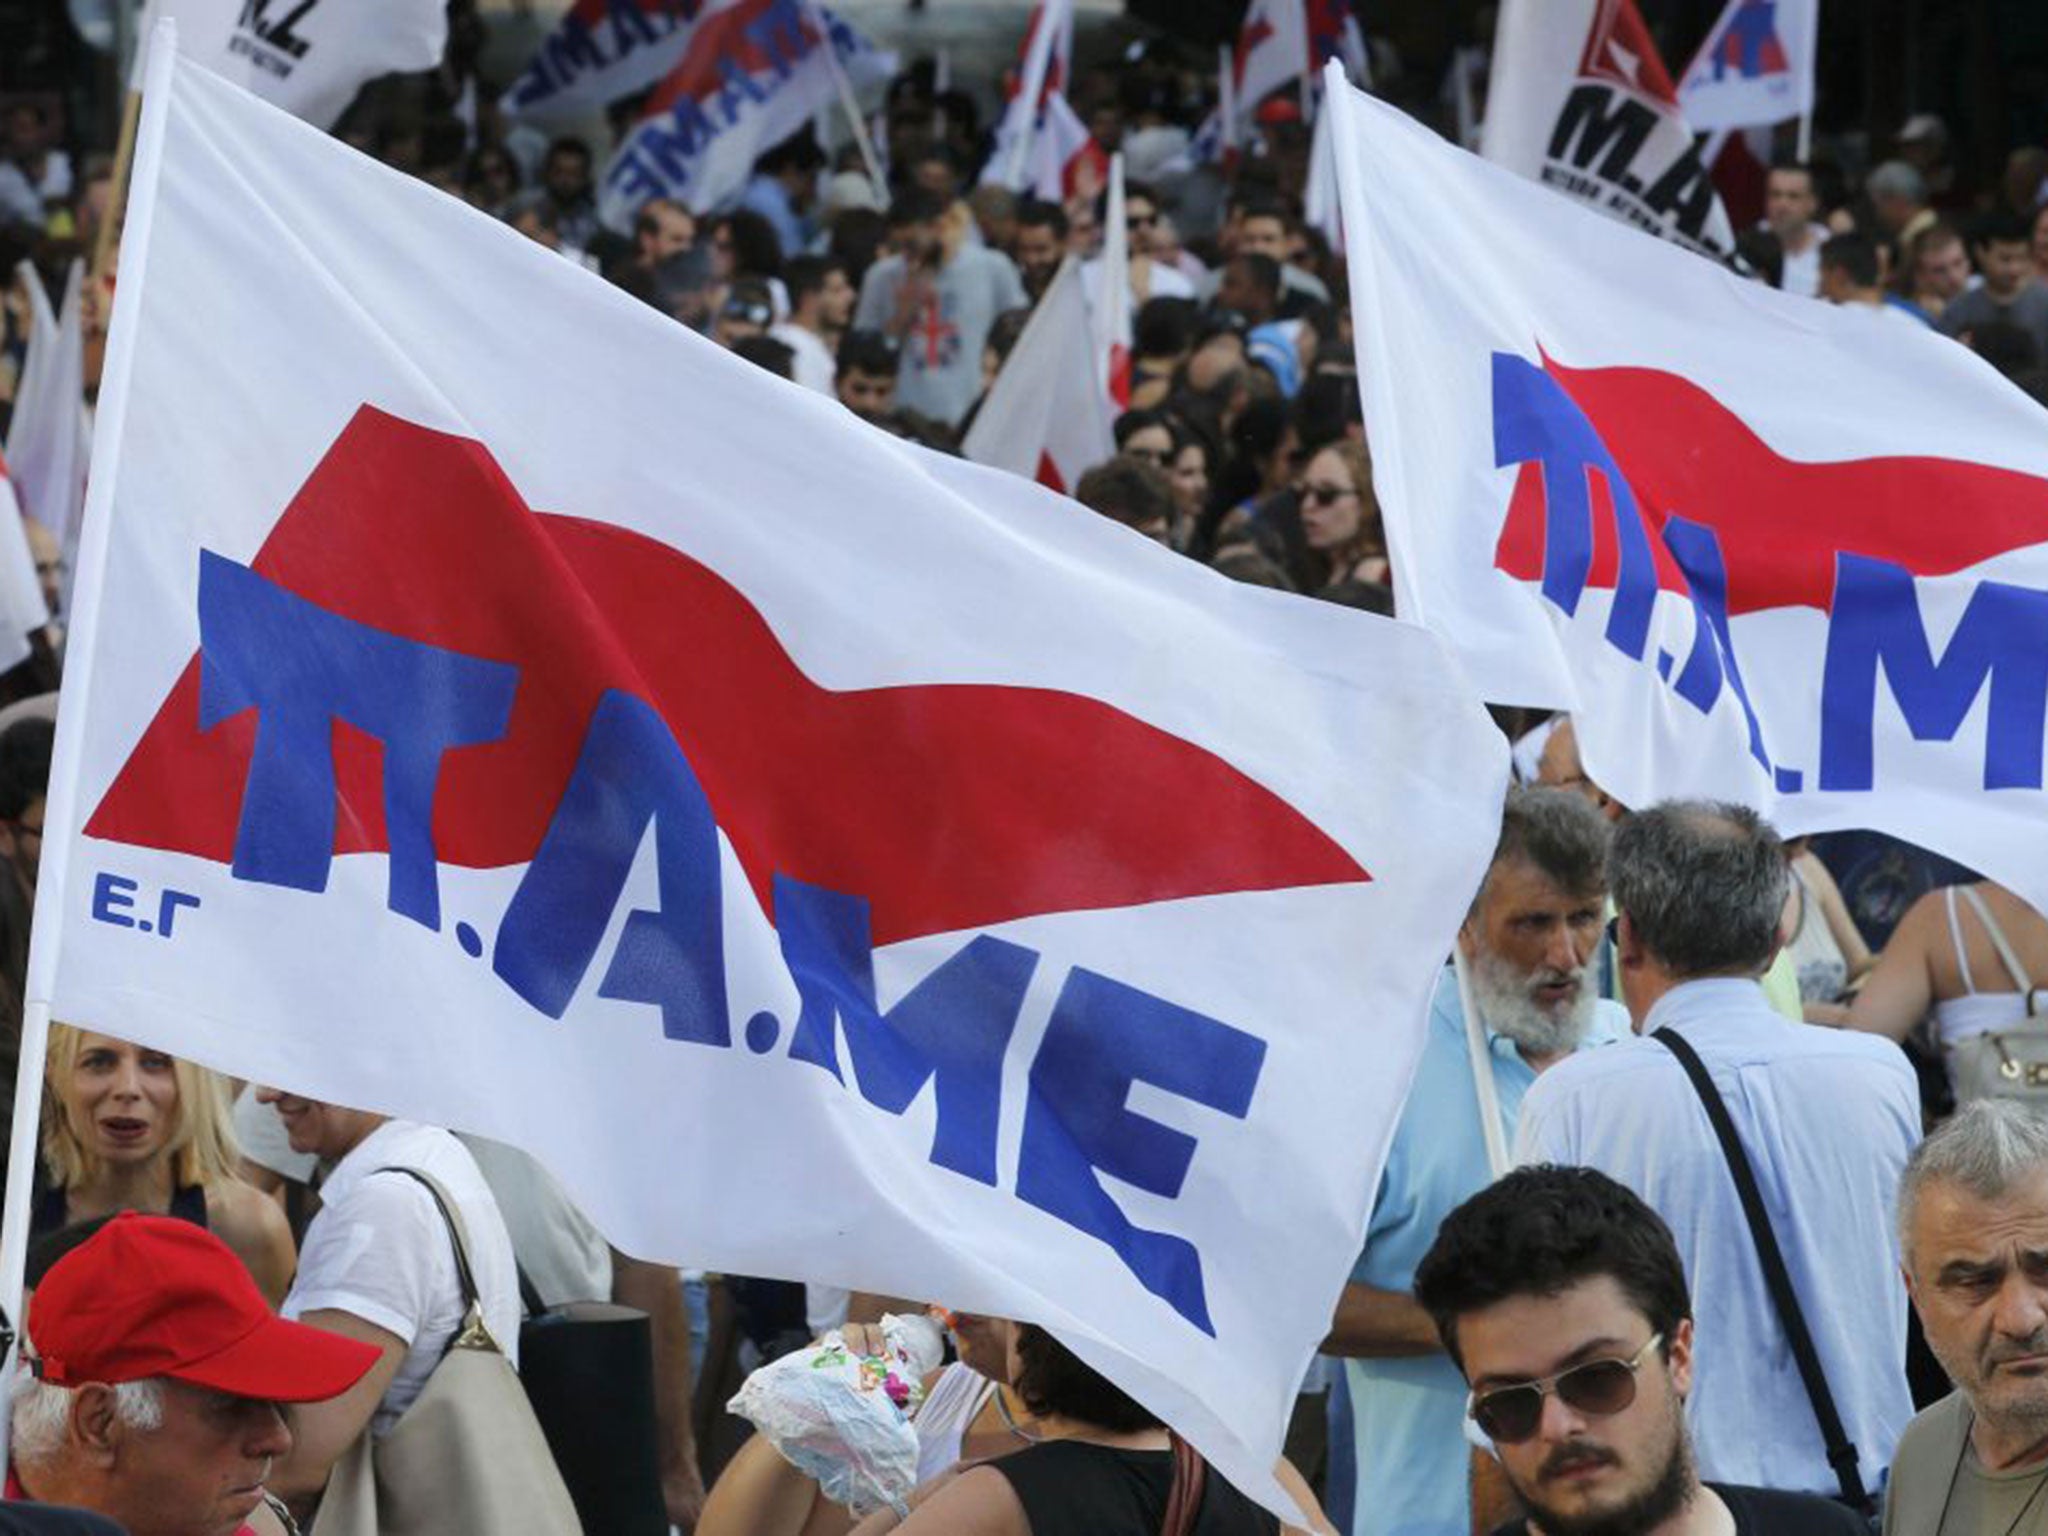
849, 1324, 1329, 1536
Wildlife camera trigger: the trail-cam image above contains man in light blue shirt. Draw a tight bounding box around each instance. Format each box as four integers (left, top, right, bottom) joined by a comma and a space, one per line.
739, 131, 824, 262
1516, 801, 1919, 1500
1328, 787, 1629, 1536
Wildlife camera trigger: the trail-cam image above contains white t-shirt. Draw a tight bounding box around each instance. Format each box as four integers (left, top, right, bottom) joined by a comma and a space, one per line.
770, 322, 838, 395
284, 1120, 523, 1435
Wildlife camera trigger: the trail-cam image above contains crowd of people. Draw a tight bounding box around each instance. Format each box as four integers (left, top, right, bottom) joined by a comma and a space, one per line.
4, 5, 2048, 1535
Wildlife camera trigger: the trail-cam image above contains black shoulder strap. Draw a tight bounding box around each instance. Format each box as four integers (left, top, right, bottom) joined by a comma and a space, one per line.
1651, 1028, 1871, 1513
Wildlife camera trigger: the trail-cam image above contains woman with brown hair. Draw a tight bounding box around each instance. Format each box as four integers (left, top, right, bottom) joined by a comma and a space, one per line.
1297, 439, 1388, 591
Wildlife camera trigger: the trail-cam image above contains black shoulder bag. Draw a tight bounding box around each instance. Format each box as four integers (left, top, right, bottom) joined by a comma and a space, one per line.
1652, 1027, 1876, 1522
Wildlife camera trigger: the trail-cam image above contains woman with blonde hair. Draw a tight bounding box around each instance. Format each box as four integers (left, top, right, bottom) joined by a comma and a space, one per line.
36, 1025, 295, 1304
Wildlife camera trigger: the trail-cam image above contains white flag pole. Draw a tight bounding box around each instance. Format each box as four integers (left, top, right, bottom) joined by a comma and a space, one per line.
805, 3, 888, 208
1796, 112, 1812, 164
1452, 947, 1511, 1180
0, 15, 179, 1474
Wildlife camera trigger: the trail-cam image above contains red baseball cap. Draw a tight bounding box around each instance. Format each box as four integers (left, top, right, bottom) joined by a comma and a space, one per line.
29, 1213, 380, 1401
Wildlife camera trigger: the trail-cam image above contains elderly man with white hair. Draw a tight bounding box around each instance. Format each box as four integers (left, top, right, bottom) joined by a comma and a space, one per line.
9, 1213, 378, 1536
1887, 1101, 2048, 1534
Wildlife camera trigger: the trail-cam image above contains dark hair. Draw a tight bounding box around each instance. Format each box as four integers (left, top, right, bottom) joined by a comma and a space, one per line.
1015, 197, 1069, 240
759, 129, 826, 176
1113, 408, 1173, 449
1413, 1165, 1692, 1369
1075, 455, 1175, 531
731, 334, 796, 380
1227, 252, 1282, 302
718, 208, 785, 278
0, 717, 53, 821
1485, 786, 1610, 906
1135, 297, 1199, 361
1610, 800, 1786, 978
887, 188, 949, 229
1012, 1324, 1162, 1431
784, 253, 848, 304
1318, 579, 1393, 615
828, 207, 888, 288
544, 135, 592, 167
985, 307, 1031, 369
836, 328, 900, 380
1765, 156, 1814, 190
1820, 232, 1880, 288
1977, 208, 2033, 249
1733, 227, 1784, 288
1971, 320, 2041, 377
1231, 188, 1291, 226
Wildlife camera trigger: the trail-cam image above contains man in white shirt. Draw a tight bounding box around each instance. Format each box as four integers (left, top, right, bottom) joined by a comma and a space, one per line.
252, 1093, 522, 1516
1516, 800, 1920, 1500
773, 255, 857, 396
1762, 160, 1830, 299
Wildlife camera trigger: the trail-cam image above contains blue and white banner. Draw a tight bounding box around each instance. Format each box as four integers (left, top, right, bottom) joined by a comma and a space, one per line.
598, 0, 892, 222
1677, 0, 1819, 134
40, 39, 1508, 1519
1332, 62, 2048, 914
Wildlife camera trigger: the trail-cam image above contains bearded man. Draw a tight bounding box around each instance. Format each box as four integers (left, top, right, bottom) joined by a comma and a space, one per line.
1325, 787, 1627, 1536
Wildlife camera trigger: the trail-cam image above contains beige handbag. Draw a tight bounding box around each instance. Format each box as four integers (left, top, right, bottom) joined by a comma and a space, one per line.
309, 1169, 583, 1536
1944, 887, 2048, 1105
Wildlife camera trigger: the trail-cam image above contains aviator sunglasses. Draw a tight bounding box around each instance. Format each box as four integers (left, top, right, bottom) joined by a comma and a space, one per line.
1468, 1333, 1663, 1444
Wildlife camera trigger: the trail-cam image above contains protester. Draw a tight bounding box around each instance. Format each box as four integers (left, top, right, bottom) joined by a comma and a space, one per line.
1516, 801, 1920, 1499
741, 131, 825, 261
1821, 233, 1927, 325
1074, 455, 1175, 545
1295, 440, 1386, 591
1938, 211, 2048, 353
251, 1090, 523, 1516
835, 329, 901, 422
1010, 198, 1068, 303
1762, 160, 1830, 299
1887, 1100, 2048, 1533
1903, 221, 1975, 323
1329, 787, 1627, 1536
842, 1325, 1331, 1535
773, 254, 857, 394
37, 1025, 294, 1305
1850, 881, 2048, 1106
1779, 839, 1873, 1025
699, 1312, 1037, 1536
1413, 1166, 1868, 1535
10, 1213, 381, 1536
853, 190, 1026, 429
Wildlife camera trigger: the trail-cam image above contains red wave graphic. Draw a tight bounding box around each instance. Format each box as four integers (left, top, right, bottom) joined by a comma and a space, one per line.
1492, 357, 2048, 616
87, 407, 1366, 947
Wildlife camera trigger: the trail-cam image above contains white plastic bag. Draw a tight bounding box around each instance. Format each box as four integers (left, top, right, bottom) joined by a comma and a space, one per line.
727, 1312, 947, 1515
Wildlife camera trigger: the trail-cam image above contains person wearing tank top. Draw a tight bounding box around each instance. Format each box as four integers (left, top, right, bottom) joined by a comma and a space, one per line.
847, 1326, 1330, 1536
1851, 881, 2048, 1094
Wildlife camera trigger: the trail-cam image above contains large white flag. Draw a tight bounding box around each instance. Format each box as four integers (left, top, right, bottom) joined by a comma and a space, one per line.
599, 3, 893, 223
1677, 0, 1819, 134
1329, 62, 2048, 915
963, 258, 1115, 495
1482, 0, 1735, 259
1233, 0, 1310, 117
7, 261, 87, 547
133, 0, 446, 127
32, 39, 1510, 1515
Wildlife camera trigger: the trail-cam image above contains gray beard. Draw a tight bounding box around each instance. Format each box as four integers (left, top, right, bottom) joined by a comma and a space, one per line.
1471, 947, 1594, 1058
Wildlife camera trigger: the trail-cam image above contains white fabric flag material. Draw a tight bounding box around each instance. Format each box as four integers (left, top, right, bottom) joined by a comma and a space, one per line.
0, 469, 39, 673
983, 0, 1075, 193
963, 258, 1115, 496
599, 4, 893, 222
42, 44, 1510, 1515
1330, 62, 2048, 917
1482, 0, 1735, 259
1233, 0, 1309, 116
1677, 0, 1819, 133
7, 261, 86, 545
132, 0, 446, 127
1093, 154, 1133, 413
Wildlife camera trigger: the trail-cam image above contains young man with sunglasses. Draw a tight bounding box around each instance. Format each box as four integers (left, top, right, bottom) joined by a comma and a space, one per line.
1415, 1165, 1867, 1535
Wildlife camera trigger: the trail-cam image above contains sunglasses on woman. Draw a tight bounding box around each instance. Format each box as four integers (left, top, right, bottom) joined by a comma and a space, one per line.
1300, 482, 1356, 507
1468, 1333, 1663, 1444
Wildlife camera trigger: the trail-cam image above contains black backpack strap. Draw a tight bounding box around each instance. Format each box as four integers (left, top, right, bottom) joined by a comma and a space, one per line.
1652, 1027, 1871, 1513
